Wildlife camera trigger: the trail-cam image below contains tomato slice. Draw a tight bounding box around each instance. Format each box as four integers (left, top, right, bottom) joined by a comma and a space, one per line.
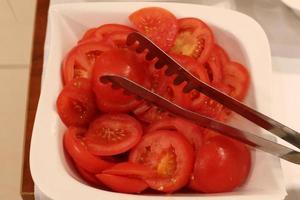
190, 135, 251, 193
62, 42, 111, 84
57, 79, 97, 127
102, 162, 155, 178
129, 7, 178, 51
171, 18, 214, 64
147, 117, 204, 153
129, 130, 194, 193
63, 127, 114, 173
75, 164, 101, 186
92, 49, 149, 112
135, 105, 172, 124
164, 54, 209, 110
214, 44, 230, 67
203, 47, 224, 84
78, 24, 134, 44
222, 61, 250, 101
96, 174, 148, 194
84, 114, 143, 156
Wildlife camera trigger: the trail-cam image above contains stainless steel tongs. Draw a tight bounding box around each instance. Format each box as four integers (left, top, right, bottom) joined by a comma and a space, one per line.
101, 32, 300, 165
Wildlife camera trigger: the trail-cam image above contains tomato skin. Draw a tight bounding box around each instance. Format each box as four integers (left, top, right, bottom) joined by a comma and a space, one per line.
96, 174, 148, 193
78, 24, 134, 44
222, 61, 250, 101
63, 127, 114, 174
92, 49, 149, 112
62, 42, 111, 84
102, 162, 156, 178
214, 44, 230, 67
57, 80, 97, 127
190, 135, 251, 193
75, 164, 101, 186
129, 130, 194, 193
84, 114, 143, 156
171, 18, 214, 64
129, 7, 178, 51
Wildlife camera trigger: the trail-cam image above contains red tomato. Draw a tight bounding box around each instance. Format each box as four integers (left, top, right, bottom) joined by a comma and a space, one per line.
147, 117, 204, 153
147, 59, 168, 94
190, 135, 251, 193
92, 49, 149, 112
84, 114, 143, 156
165, 54, 209, 110
56, 79, 97, 127
197, 84, 230, 120
171, 18, 214, 64
203, 48, 223, 84
135, 105, 172, 124
78, 24, 134, 44
96, 174, 148, 194
62, 42, 111, 84
63, 127, 114, 173
214, 44, 230, 67
129, 130, 194, 193
63, 78, 92, 91
102, 162, 155, 178
75, 164, 101, 185
222, 61, 250, 101
129, 7, 178, 51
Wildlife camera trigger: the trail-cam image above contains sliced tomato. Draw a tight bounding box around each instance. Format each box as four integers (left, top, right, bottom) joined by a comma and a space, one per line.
102, 162, 155, 179
164, 54, 209, 110
96, 174, 148, 194
203, 47, 224, 84
84, 114, 143, 156
189, 135, 251, 193
222, 61, 250, 101
197, 84, 231, 120
147, 59, 168, 94
129, 7, 178, 51
147, 117, 204, 152
62, 42, 111, 84
78, 24, 134, 44
92, 49, 149, 112
63, 78, 92, 91
129, 130, 194, 193
171, 18, 214, 64
63, 127, 114, 173
135, 105, 172, 124
214, 44, 230, 67
75, 164, 101, 185
57, 79, 97, 127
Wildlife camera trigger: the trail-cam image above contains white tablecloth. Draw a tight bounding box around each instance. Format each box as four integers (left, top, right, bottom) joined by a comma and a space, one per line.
34, 0, 300, 199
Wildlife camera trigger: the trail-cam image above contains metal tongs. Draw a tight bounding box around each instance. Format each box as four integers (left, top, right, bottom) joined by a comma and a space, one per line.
101, 32, 300, 165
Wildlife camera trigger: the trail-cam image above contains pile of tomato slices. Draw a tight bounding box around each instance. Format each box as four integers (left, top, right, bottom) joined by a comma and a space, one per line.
57, 7, 251, 194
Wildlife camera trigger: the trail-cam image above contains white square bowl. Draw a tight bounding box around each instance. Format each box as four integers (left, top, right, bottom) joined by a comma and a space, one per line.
30, 2, 286, 200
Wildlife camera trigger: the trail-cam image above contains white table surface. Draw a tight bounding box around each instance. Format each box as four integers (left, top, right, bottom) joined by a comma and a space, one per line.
35, 0, 300, 199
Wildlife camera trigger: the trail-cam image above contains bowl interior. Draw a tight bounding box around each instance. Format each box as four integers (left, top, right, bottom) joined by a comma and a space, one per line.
30, 2, 286, 200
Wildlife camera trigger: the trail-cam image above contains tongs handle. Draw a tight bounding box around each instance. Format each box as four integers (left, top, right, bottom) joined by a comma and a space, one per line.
126, 32, 300, 149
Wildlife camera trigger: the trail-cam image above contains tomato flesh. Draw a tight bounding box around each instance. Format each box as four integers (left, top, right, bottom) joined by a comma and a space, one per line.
96, 174, 148, 193
57, 79, 97, 127
75, 164, 101, 185
102, 162, 155, 178
129, 7, 178, 51
222, 61, 250, 101
84, 114, 143, 156
62, 42, 111, 84
63, 127, 114, 173
129, 130, 194, 193
171, 18, 214, 64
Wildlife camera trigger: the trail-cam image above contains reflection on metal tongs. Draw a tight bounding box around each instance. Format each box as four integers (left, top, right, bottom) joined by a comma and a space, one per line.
100, 32, 300, 165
